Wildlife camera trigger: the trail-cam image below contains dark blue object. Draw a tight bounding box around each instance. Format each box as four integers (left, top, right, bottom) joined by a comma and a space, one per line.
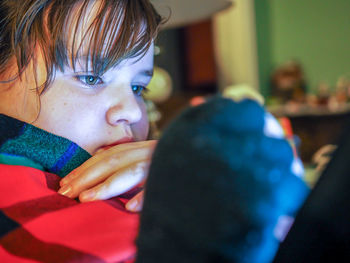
273, 121, 350, 263
137, 97, 309, 263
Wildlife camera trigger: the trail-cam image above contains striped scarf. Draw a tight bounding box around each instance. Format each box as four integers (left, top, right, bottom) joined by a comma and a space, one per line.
0, 114, 91, 177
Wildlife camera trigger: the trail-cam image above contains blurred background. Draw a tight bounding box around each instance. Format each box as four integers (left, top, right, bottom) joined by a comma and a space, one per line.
148, 0, 350, 184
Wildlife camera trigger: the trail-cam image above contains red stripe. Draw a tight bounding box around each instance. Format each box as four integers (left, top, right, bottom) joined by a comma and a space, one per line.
1, 227, 105, 262
0, 165, 139, 262
2, 194, 78, 224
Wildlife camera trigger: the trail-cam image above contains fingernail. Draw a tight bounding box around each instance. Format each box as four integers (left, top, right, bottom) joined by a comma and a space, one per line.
80, 190, 96, 202
60, 178, 68, 187
58, 185, 72, 197
60, 171, 76, 186
126, 199, 138, 212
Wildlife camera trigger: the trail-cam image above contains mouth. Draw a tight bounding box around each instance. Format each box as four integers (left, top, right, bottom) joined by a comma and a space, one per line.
100, 137, 135, 151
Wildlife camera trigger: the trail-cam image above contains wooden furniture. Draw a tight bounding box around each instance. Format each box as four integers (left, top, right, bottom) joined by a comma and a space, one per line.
269, 104, 350, 163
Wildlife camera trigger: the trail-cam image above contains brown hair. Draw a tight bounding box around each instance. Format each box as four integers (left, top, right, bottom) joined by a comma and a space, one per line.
0, 0, 163, 92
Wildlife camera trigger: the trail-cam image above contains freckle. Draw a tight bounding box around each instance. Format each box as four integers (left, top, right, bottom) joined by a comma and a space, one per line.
64, 102, 67, 106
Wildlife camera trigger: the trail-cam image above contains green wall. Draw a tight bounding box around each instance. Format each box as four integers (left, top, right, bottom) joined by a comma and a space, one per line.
255, 0, 350, 96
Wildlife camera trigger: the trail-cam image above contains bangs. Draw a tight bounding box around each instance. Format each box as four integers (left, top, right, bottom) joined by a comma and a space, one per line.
48, 0, 162, 75
0, 0, 162, 92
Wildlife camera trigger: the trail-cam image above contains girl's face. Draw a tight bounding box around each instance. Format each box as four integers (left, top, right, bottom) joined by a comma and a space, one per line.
30, 1, 154, 155
32, 45, 154, 155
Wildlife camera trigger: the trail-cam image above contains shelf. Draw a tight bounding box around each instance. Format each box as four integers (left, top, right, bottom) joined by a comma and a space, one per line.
267, 103, 350, 118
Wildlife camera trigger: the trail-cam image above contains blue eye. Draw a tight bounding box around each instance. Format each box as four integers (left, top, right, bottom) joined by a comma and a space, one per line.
132, 85, 148, 96
75, 75, 104, 86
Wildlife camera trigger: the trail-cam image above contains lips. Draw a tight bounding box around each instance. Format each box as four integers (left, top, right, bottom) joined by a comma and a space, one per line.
100, 137, 134, 150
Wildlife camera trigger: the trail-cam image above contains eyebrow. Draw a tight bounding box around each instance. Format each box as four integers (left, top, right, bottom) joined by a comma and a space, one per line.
74, 56, 153, 76
140, 69, 154, 78
71, 55, 154, 83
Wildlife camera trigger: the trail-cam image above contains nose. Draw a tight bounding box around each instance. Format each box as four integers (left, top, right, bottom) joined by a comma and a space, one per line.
106, 89, 143, 126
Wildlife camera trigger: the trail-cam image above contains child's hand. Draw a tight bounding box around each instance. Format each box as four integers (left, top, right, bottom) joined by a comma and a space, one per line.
125, 191, 144, 212
58, 140, 157, 211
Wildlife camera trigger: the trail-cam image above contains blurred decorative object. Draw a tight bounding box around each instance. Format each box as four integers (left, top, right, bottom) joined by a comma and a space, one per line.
327, 77, 350, 111
145, 100, 162, 139
316, 82, 330, 106
268, 76, 350, 117
151, 0, 233, 29
144, 66, 173, 138
312, 144, 337, 175
144, 67, 173, 104
190, 96, 206, 107
270, 61, 307, 105
335, 77, 349, 104
145, 100, 162, 123
223, 84, 265, 105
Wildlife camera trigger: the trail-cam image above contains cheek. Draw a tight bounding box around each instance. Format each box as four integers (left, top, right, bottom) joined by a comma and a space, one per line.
132, 100, 149, 140
35, 86, 95, 139
35, 96, 73, 134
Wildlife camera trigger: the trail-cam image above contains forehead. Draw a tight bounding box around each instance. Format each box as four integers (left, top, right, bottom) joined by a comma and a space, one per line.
103, 43, 155, 80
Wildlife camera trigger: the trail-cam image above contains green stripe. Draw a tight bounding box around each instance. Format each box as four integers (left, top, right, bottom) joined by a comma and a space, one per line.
0, 153, 44, 171
0, 117, 91, 177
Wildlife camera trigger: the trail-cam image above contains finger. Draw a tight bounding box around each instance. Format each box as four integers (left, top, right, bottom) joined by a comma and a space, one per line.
78, 161, 149, 202
58, 141, 156, 195
125, 191, 144, 212
59, 140, 157, 187
58, 145, 153, 198
59, 168, 81, 187
60, 141, 156, 186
